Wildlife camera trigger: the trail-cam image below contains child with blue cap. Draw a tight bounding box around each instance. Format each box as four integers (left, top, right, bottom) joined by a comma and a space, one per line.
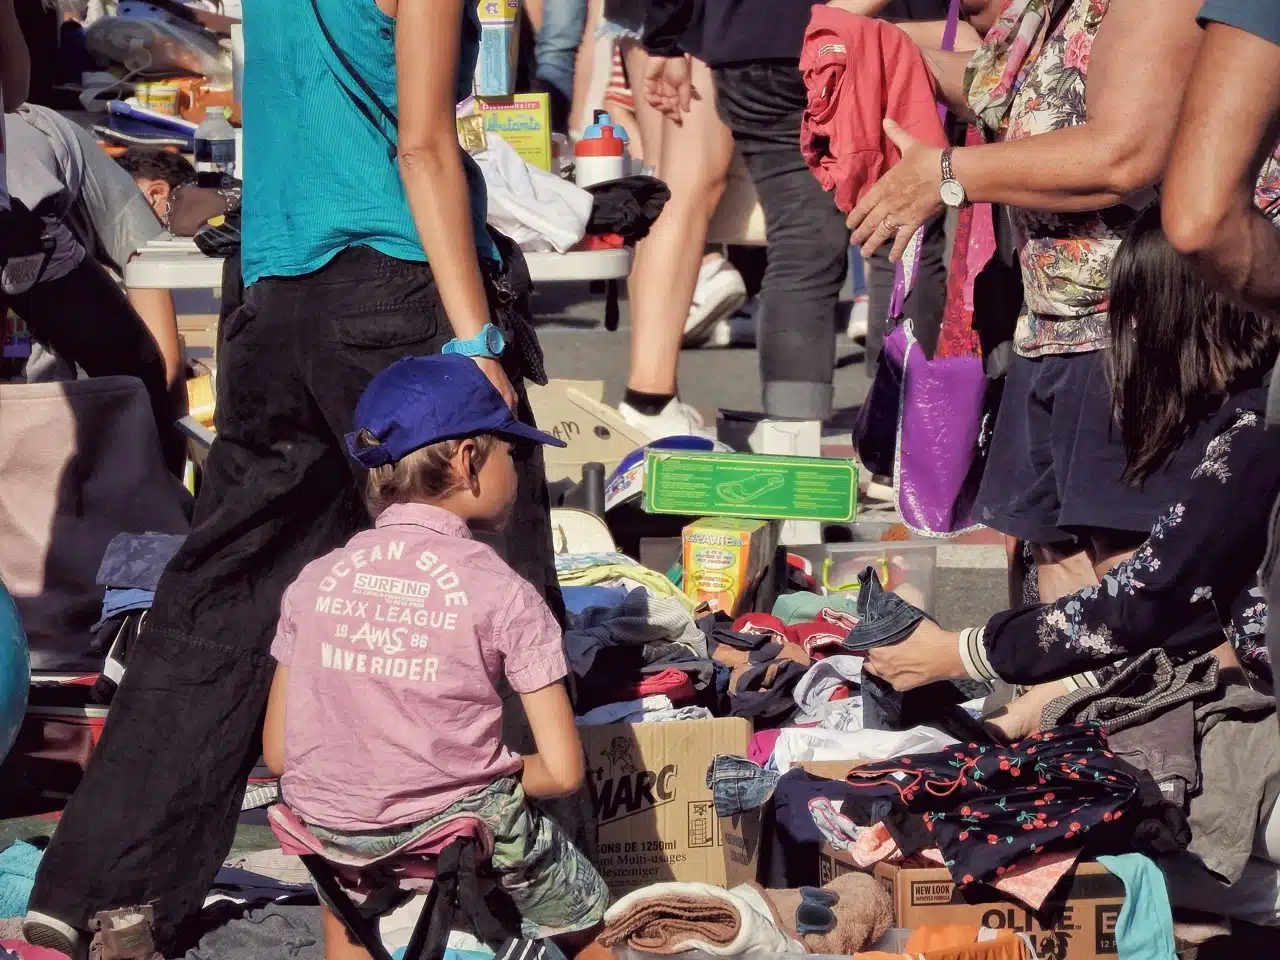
262, 354, 607, 959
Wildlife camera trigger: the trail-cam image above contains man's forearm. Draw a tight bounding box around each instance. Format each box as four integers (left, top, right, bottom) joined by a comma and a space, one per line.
1182, 205, 1280, 316
1162, 22, 1280, 315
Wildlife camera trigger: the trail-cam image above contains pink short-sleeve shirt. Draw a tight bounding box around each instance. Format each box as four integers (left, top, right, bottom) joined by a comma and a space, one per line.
271, 503, 567, 831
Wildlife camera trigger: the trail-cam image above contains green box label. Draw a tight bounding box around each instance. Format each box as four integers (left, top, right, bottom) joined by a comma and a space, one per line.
644, 451, 857, 522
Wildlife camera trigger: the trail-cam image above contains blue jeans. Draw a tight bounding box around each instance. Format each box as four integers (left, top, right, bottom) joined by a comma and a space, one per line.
535, 0, 588, 102
713, 61, 849, 420
707, 755, 781, 818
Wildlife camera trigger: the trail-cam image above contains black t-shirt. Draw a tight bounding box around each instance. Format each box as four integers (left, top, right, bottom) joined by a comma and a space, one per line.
645, 0, 953, 67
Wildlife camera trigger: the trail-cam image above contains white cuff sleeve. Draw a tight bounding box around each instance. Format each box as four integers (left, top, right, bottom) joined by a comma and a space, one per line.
1060, 671, 1099, 693
958, 626, 999, 683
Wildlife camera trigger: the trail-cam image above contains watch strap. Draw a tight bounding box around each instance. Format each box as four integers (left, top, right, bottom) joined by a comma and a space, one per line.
443, 323, 503, 359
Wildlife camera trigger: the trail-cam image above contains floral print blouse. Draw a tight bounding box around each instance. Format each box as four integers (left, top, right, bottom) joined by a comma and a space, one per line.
968, 0, 1280, 358
980, 386, 1279, 685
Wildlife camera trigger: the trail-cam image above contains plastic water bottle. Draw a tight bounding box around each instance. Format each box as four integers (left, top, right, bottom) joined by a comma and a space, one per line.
574, 111, 628, 188
194, 106, 236, 187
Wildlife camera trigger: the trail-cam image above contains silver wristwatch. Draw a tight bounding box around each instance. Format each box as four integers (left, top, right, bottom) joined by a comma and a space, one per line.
939, 147, 968, 209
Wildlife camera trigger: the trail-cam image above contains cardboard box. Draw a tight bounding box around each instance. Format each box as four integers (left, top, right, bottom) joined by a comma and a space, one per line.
581, 718, 760, 894
475, 94, 552, 170
644, 450, 858, 523
526, 379, 650, 482
820, 844, 1125, 960
475, 0, 521, 96
682, 517, 778, 616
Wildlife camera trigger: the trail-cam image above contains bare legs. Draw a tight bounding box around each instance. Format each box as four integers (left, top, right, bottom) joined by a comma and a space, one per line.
625, 57, 734, 397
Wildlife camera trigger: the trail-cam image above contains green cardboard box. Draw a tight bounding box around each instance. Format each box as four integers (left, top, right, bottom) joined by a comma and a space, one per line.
643, 450, 858, 523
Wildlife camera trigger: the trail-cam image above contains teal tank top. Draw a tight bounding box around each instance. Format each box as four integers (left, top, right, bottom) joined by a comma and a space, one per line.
241, 0, 497, 287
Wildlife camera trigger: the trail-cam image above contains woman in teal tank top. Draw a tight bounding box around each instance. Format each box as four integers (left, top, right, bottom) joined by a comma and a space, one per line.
21, 3, 569, 953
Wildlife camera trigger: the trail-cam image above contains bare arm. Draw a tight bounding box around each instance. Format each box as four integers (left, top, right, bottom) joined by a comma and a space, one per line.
921, 47, 977, 117
895, 19, 981, 52
263, 664, 288, 777
849, 0, 1205, 256
126, 287, 183, 385
1162, 22, 1280, 315
0, 0, 29, 110
950, 0, 1204, 211
395, 0, 516, 405
517, 682, 586, 799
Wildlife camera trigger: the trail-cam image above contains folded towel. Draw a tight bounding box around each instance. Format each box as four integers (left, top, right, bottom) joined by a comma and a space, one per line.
600, 882, 805, 956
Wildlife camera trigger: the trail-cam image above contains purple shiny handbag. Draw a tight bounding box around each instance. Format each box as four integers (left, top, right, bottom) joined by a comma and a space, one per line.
853, 0, 986, 536
855, 260, 988, 536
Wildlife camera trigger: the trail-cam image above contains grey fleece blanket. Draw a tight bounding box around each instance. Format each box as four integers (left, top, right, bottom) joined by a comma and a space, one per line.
180, 904, 324, 960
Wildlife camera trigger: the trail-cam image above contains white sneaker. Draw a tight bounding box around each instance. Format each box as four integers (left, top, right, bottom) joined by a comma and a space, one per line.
847, 294, 870, 341
618, 397, 715, 441
683, 258, 747, 347
24, 911, 82, 957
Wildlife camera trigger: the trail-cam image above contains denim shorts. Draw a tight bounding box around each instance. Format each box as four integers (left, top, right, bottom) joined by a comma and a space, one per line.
597, 18, 643, 41
706, 755, 780, 818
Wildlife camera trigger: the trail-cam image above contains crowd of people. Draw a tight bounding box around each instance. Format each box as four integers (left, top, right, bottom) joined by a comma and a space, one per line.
1, 0, 1280, 957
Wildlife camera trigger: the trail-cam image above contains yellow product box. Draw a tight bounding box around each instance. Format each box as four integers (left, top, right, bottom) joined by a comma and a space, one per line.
475, 0, 521, 96
475, 94, 552, 171
681, 517, 779, 616
477, 0, 519, 23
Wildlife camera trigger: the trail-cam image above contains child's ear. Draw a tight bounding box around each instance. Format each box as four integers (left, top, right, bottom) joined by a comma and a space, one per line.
454, 439, 482, 496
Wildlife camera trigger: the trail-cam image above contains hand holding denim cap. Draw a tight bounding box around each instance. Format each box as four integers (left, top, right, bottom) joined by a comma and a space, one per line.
863, 618, 967, 692
844, 565, 966, 690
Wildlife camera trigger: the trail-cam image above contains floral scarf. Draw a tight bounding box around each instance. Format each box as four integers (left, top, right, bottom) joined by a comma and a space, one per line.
964, 0, 1074, 142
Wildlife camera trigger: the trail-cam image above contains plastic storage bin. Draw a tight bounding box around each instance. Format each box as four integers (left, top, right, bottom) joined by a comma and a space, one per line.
821, 525, 938, 614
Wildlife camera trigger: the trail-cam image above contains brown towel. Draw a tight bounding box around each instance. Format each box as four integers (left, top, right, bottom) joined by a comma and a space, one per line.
597, 895, 741, 954
764, 872, 894, 955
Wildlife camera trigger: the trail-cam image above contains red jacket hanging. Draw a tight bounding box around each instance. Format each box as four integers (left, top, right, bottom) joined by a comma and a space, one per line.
801, 7, 949, 213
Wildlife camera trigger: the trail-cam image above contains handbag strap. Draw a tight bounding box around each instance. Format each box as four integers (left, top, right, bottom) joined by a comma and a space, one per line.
308, 0, 399, 159
890, 0, 964, 319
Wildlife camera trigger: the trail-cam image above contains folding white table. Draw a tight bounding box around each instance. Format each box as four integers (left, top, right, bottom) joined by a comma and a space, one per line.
124, 237, 631, 329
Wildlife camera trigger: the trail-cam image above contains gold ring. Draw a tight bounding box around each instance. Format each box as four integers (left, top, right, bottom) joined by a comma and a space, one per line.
880, 216, 900, 233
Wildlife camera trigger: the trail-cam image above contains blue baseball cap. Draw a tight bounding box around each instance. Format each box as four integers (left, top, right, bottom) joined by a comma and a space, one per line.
346, 354, 566, 468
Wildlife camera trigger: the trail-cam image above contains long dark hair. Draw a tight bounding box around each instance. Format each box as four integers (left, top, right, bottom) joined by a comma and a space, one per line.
1110, 203, 1278, 485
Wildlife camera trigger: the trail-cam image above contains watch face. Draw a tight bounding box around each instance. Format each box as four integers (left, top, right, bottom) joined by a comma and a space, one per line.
484, 325, 506, 354
940, 179, 967, 208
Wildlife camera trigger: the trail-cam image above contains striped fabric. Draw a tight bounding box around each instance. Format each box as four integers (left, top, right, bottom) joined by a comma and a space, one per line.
603, 46, 635, 114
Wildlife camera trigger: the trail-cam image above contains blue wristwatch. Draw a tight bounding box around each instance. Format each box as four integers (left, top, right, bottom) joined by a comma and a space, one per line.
442, 323, 506, 360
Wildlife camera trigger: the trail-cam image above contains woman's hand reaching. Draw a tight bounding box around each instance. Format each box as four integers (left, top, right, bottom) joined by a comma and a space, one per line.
845, 119, 946, 261
982, 681, 1069, 743
862, 618, 966, 692
645, 55, 695, 123
472, 356, 518, 410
